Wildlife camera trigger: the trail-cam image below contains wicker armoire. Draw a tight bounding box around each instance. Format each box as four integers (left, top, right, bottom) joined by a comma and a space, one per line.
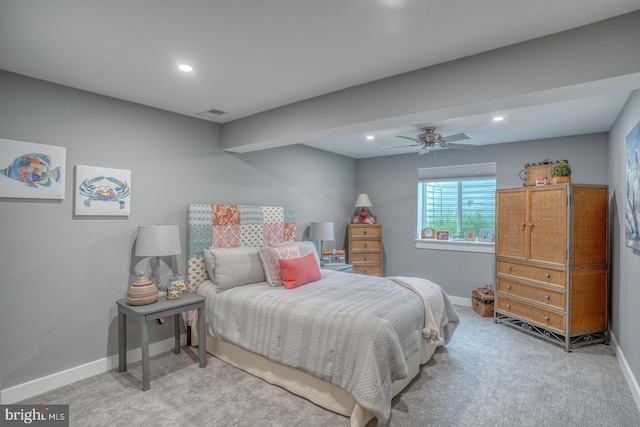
494, 184, 608, 351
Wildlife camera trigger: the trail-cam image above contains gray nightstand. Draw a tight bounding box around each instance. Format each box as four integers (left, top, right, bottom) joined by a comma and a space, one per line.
117, 292, 207, 391
322, 264, 353, 273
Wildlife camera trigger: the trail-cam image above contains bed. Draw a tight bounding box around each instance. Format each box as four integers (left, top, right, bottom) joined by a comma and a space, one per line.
185, 204, 459, 426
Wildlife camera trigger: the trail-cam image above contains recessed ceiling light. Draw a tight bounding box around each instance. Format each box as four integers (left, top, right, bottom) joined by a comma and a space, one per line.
178, 64, 193, 72
493, 116, 504, 122
366, 135, 375, 140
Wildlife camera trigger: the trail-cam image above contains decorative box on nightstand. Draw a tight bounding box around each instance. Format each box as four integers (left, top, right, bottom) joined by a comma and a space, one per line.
322, 263, 353, 273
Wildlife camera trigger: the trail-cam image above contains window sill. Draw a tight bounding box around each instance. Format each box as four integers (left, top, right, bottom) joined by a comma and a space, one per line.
415, 239, 495, 254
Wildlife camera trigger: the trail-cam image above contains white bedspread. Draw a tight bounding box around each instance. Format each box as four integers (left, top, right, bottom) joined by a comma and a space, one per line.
197, 271, 459, 424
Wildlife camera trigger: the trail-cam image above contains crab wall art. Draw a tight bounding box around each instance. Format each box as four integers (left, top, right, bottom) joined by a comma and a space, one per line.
74, 165, 131, 216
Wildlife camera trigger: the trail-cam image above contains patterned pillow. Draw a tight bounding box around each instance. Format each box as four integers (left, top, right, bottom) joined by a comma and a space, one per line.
257, 244, 301, 286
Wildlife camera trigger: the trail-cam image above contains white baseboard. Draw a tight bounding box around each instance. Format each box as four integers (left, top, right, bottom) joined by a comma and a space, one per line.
449, 295, 472, 307
1, 335, 185, 404
609, 331, 640, 412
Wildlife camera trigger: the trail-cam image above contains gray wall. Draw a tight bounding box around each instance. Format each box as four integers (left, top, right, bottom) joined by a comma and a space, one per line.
356, 133, 608, 297
0, 71, 356, 390
608, 89, 640, 388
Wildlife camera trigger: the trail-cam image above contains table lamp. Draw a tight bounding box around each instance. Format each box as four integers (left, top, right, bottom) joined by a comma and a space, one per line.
135, 225, 182, 290
309, 222, 334, 266
355, 193, 372, 222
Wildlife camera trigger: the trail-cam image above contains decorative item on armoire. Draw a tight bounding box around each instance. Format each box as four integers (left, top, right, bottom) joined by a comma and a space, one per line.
550, 163, 571, 184
135, 225, 182, 294
519, 159, 569, 187
353, 193, 372, 223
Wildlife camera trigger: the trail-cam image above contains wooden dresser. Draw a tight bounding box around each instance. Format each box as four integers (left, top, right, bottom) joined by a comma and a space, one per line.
347, 224, 382, 276
495, 184, 608, 351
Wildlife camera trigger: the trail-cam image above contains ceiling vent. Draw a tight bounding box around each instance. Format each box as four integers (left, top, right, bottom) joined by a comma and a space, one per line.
198, 108, 228, 119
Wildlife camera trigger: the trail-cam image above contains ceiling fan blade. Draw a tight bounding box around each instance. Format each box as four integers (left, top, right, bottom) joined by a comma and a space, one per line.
396, 135, 417, 141
418, 146, 432, 155
441, 133, 471, 143
446, 142, 475, 150
382, 143, 421, 149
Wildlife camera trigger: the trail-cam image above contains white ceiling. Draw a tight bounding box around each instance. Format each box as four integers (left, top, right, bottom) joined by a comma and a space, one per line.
1, 1, 639, 158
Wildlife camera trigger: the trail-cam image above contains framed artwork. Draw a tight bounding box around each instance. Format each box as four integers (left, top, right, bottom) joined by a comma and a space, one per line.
421, 227, 435, 239
170, 275, 187, 292
363, 215, 377, 224
478, 228, 495, 242
74, 165, 131, 216
351, 215, 361, 224
465, 229, 477, 241
626, 120, 640, 249
0, 138, 66, 200
436, 231, 450, 240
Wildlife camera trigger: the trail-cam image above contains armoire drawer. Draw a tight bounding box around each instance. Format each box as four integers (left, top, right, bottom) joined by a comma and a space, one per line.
350, 226, 381, 238
496, 277, 566, 311
496, 295, 565, 333
353, 264, 381, 276
349, 252, 381, 263
350, 240, 381, 251
497, 259, 566, 288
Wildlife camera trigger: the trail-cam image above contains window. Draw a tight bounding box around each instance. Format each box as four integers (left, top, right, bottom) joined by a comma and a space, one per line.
417, 163, 496, 251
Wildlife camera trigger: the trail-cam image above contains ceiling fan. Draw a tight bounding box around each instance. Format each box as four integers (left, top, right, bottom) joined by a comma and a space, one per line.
384, 127, 474, 155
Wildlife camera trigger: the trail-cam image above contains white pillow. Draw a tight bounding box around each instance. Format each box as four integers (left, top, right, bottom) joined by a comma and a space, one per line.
204, 247, 266, 290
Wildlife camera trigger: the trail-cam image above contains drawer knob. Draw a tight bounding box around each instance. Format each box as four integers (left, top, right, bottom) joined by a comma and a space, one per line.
545, 273, 550, 278
544, 316, 549, 321
364, 255, 368, 261
529, 223, 534, 228
507, 266, 512, 271
364, 243, 368, 248
363, 230, 367, 235
520, 222, 525, 227
506, 304, 511, 309
506, 285, 512, 290
543, 295, 550, 300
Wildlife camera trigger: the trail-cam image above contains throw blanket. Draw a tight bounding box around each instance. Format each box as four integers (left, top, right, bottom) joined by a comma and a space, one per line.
387, 276, 456, 346
198, 271, 459, 424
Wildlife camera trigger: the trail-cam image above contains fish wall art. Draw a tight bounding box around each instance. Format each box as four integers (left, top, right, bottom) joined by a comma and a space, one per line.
74, 165, 131, 216
0, 139, 66, 200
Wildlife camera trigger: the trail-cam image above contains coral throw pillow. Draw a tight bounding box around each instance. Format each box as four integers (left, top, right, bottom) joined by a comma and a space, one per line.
279, 253, 321, 289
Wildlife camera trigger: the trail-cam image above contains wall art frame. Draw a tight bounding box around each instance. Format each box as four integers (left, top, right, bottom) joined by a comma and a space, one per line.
74, 165, 131, 216
626, 120, 640, 249
0, 138, 66, 200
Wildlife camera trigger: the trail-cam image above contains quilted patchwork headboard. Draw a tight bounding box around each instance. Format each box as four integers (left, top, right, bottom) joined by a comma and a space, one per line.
187, 204, 296, 291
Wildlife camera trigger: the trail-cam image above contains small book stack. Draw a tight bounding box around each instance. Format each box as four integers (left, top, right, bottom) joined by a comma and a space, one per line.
322, 249, 346, 265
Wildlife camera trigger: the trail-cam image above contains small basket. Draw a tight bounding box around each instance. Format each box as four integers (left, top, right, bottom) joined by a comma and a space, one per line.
519, 159, 569, 187
471, 289, 494, 317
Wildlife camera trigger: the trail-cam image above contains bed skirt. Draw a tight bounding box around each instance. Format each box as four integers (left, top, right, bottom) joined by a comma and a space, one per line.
191, 326, 437, 427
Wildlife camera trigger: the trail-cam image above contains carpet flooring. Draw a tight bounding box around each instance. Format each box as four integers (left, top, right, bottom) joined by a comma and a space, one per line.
20, 306, 640, 426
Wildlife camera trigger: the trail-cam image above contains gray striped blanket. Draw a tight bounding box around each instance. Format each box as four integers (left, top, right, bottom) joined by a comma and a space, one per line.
198, 271, 459, 424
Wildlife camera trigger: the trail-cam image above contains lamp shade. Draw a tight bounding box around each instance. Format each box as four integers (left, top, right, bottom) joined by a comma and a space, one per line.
354, 193, 372, 208
135, 225, 182, 257
309, 222, 334, 241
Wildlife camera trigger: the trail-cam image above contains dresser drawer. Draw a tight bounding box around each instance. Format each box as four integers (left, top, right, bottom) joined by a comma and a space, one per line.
353, 265, 381, 276
497, 259, 566, 288
349, 252, 381, 263
350, 226, 381, 238
350, 239, 381, 251
497, 277, 566, 311
496, 295, 565, 333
